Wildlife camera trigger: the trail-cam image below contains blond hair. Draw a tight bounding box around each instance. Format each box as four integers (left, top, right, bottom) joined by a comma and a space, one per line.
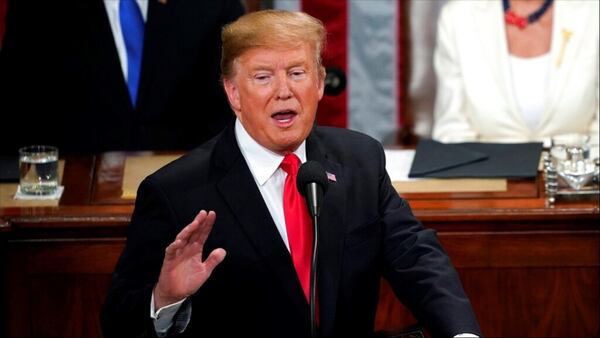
221, 10, 326, 80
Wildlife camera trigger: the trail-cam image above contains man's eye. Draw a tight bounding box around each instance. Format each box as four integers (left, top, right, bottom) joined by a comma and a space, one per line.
254, 74, 271, 83
290, 71, 306, 79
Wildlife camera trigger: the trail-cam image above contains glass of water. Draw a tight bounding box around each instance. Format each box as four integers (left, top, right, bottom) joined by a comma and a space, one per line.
18, 145, 59, 195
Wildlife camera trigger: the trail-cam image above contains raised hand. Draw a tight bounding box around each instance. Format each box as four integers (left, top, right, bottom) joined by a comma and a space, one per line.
153, 210, 226, 309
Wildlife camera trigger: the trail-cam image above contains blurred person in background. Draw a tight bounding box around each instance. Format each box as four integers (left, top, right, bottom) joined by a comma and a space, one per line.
0, 0, 244, 155
432, 0, 599, 150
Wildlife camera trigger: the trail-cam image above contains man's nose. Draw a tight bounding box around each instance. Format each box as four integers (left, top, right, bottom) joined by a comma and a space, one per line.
275, 75, 293, 100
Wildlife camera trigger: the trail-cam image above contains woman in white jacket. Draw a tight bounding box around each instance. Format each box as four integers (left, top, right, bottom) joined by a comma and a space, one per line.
432, 0, 599, 150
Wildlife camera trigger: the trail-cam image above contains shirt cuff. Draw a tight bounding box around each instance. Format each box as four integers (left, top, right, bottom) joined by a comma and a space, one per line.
150, 292, 188, 337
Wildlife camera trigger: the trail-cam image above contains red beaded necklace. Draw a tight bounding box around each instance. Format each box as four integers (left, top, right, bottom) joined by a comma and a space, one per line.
503, 0, 553, 30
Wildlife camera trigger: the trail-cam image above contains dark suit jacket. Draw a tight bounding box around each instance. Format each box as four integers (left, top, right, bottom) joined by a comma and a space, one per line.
0, 0, 243, 155
101, 122, 481, 338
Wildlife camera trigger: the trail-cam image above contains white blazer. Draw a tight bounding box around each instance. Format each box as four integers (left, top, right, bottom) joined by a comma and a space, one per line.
432, 0, 599, 147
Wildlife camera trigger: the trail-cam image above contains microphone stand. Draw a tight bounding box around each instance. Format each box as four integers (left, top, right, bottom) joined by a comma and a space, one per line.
300, 174, 327, 338
310, 213, 318, 338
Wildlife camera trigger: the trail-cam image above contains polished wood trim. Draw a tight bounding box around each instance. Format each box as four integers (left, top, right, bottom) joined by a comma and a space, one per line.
439, 230, 600, 268
60, 155, 95, 206
8, 239, 124, 274
1, 205, 133, 226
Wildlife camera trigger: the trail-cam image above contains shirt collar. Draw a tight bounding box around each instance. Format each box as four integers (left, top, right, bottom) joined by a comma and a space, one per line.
234, 119, 307, 186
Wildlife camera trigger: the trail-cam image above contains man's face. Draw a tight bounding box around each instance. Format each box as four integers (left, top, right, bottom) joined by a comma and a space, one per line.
223, 43, 324, 154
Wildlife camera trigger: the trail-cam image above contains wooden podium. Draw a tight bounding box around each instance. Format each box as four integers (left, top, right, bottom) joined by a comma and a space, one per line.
1, 152, 598, 337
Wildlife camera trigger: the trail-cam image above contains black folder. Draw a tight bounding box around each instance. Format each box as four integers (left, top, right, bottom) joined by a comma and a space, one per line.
408, 139, 543, 179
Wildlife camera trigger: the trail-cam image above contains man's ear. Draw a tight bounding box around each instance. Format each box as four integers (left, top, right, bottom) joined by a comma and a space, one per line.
223, 78, 241, 114
317, 66, 325, 100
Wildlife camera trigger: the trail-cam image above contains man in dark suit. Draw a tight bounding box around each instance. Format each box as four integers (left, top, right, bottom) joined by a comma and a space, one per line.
101, 10, 481, 338
0, 0, 244, 155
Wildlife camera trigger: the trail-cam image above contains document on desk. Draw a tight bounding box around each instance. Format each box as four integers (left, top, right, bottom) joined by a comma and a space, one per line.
409, 139, 543, 179
384, 149, 507, 193
122, 155, 181, 199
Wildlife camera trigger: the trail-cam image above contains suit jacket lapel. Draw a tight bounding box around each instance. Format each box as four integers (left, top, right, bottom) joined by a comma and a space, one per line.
214, 124, 311, 321
540, 2, 587, 129
306, 128, 348, 336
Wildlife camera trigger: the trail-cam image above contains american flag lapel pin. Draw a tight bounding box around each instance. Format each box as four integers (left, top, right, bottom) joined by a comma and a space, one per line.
326, 171, 337, 182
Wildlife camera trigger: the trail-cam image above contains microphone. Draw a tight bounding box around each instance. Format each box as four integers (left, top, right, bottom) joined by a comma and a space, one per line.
296, 161, 329, 338
324, 67, 347, 96
297, 161, 329, 217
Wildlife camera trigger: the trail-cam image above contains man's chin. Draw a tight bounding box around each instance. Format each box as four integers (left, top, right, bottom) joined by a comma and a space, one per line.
271, 139, 303, 155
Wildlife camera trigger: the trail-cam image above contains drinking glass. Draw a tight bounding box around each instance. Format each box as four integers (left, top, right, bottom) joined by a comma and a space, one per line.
18, 145, 59, 195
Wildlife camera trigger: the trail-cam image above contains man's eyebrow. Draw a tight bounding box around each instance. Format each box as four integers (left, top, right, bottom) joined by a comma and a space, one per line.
247, 58, 309, 72
249, 64, 274, 72
286, 59, 308, 69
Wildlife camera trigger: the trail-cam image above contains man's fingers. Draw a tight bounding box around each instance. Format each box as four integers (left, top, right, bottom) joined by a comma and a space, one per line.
193, 209, 209, 223
189, 210, 216, 245
165, 210, 215, 261
176, 210, 208, 243
203, 248, 226, 272
175, 221, 198, 243
164, 239, 184, 259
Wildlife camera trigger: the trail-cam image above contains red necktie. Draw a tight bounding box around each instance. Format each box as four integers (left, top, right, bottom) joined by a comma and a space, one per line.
280, 154, 313, 302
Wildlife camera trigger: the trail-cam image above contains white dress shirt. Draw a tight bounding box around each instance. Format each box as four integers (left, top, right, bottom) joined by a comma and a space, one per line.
234, 118, 307, 251
103, 0, 149, 81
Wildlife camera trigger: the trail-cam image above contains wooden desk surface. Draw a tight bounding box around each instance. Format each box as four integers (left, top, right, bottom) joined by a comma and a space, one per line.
2, 152, 597, 229
1, 153, 599, 337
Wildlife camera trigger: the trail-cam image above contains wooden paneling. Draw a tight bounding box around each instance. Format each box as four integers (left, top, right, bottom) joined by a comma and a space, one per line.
440, 230, 599, 268
377, 267, 599, 337
29, 275, 111, 338
4, 240, 124, 338
375, 228, 600, 337
463, 268, 598, 337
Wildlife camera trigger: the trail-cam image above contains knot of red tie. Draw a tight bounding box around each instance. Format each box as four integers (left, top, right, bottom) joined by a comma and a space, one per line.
280, 153, 312, 302
280, 153, 301, 176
